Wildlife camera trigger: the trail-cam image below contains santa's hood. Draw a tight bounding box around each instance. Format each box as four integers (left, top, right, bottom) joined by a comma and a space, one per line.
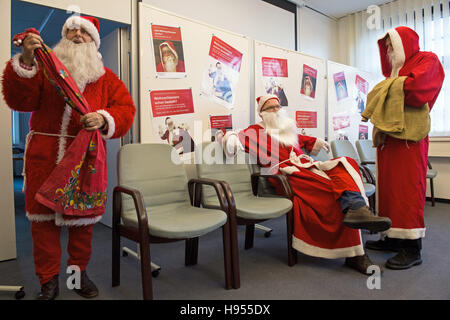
378, 26, 420, 78
159, 41, 178, 61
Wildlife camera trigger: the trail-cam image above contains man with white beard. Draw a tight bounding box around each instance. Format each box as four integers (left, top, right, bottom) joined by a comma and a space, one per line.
156, 41, 185, 73
217, 94, 391, 275
2, 16, 136, 299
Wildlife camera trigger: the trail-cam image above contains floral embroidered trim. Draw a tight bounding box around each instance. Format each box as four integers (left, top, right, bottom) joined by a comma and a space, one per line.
54, 156, 106, 212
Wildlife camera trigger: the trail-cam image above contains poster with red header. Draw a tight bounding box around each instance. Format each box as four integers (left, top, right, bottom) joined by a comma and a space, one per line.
300, 64, 318, 99
151, 24, 186, 78
209, 115, 233, 142
355, 75, 369, 113
261, 57, 289, 106
296, 111, 317, 129
201, 36, 243, 109
359, 124, 369, 140
150, 89, 194, 118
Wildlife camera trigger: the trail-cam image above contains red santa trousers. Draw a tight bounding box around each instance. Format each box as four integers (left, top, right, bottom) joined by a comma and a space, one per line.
31, 221, 94, 285
286, 157, 365, 259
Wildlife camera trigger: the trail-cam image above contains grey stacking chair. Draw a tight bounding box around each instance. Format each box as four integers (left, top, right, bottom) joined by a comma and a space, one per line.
355, 140, 377, 182
329, 140, 376, 211
112, 143, 239, 300
427, 160, 437, 207
195, 142, 297, 267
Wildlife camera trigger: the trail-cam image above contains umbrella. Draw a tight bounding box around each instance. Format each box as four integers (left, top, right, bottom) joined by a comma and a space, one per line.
13, 28, 108, 217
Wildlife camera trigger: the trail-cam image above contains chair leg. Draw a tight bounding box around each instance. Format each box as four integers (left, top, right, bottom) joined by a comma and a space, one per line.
137, 234, 153, 300
430, 178, 435, 207
112, 223, 121, 287
244, 224, 255, 250
229, 218, 240, 290
286, 210, 297, 267
185, 238, 199, 266
221, 224, 233, 290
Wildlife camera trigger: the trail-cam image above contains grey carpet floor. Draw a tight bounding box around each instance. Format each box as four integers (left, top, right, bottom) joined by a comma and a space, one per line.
1, 180, 449, 300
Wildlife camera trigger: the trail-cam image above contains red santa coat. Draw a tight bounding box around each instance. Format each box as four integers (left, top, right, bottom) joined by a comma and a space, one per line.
377, 27, 445, 239
2, 54, 136, 226
229, 124, 368, 258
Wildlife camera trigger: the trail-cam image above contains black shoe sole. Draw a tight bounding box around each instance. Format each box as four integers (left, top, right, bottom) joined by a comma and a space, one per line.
385, 259, 423, 270
343, 220, 392, 233
73, 289, 99, 299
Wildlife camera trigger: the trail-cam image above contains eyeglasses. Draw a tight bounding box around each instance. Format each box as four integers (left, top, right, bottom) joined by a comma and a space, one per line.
261, 105, 281, 112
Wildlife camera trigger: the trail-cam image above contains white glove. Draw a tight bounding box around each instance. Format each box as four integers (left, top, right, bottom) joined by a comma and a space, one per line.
318, 138, 331, 153
215, 130, 225, 144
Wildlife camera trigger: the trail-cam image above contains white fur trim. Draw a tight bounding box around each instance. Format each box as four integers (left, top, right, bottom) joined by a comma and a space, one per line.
293, 235, 364, 259
280, 156, 369, 206
11, 54, 38, 79
57, 105, 73, 164
222, 131, 243, 158
382, 228, 426, 240
96, 110, 116, 139
386, 29, 405, 77
55, 212, 102, 227
310, 138, 328, 156
26, 212, 56, 222
62, 16, 101, 49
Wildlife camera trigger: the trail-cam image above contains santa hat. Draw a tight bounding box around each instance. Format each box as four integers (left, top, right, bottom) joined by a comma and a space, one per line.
256, 94, 280, 113
62, 15, 101, 49
159, 41, 179, 60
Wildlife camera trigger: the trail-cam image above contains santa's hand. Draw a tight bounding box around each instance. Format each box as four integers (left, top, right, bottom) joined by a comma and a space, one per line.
317, 138, 331, 153
21, 33, 43, 66
81, 112, 106, 131
215, 130, 225, 144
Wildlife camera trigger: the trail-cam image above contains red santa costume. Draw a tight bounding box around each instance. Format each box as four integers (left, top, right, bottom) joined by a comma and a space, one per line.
2, 16, 136, 286
220, 95, 389, 261
156, 41, 185, 73
376, 27, 444, 241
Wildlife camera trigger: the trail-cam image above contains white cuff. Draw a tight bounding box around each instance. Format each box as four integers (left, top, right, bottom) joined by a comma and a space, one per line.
223, 131, 243, 158
310, 138, 327, 156
96, 110, 116, 140
11, 54, 38, 79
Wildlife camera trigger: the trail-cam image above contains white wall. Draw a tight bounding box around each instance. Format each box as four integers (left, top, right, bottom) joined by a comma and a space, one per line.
144, 0, 296, 50
297, 6, 339, 62
0, 0, 17, 262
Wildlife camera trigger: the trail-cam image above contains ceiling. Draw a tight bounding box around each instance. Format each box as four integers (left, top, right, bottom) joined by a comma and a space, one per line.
11, 0, 128, 55
303, 0, 393, 19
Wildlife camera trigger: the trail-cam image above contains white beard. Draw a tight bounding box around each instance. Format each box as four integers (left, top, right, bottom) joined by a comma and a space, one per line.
261, 109, 298, 147
163, 56, 178, 72
52, 38, 105, 92
388, 50, 402, 78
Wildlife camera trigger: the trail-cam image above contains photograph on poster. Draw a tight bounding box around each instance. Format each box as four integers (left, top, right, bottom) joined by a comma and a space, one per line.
300, 64, 318, 99
333, 71, 349, 102
359, 124, 369, 140
151, 24, 186, 78
156, 116, 196, 155
262, 57, 289, 106
355, 75, 369, 114
201, 36, 243, 109
209, 115, 233, 142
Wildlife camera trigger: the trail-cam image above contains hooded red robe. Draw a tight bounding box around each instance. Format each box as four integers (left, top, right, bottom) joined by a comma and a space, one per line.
377, 26, 445, 239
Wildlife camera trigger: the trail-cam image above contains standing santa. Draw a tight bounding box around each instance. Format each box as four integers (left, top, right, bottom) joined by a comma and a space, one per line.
365, 26, 445, 270
2, 15, 136, 299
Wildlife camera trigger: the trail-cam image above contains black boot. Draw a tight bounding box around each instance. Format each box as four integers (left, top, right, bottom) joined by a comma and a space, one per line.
365, 236, 401, 252
36, 275, 59, 300
73, 271, 99, 299
386, 239, 422, 270
343, 206, 392, 233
